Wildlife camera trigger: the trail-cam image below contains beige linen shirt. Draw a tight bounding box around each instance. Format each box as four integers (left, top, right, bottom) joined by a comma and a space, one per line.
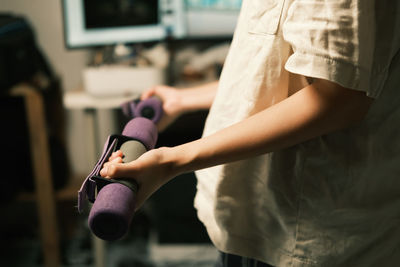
194, 0, 400, 266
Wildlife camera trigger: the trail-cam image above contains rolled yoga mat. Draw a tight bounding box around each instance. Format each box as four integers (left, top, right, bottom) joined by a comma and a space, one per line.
88, 117, 158, 241
121, 96, 163, 123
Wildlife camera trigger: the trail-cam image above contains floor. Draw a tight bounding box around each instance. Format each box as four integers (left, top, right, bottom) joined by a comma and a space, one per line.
0, 111, 214, 266
0, 172, 218, 267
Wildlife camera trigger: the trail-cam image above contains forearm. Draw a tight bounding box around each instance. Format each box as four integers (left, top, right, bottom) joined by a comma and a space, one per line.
166, 80, 373, 174
179, 81, 219, 112
142, 81, 219, 131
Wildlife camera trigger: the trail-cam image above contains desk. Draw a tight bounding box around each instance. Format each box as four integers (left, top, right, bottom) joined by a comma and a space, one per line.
63, 90, 138, 109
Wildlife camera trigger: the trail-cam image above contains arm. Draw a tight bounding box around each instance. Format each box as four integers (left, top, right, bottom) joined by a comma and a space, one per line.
102, 79, 373, 209
172, 79, 373, 172
141, 81, 218, 131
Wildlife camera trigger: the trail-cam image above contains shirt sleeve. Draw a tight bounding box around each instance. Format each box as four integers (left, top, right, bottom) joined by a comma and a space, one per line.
282, 0, 376, 97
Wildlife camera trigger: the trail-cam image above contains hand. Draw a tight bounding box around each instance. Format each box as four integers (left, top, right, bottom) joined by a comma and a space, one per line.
100, 147, 176, 211
141, 85, 184, 132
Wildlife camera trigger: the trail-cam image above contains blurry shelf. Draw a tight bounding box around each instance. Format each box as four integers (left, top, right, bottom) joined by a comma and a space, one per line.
63, 89, 139, 109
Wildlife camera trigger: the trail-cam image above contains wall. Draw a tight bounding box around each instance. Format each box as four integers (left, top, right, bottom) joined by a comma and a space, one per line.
1, 0, 93, 175
0, 0, 89, 91
0, 1, 229, 177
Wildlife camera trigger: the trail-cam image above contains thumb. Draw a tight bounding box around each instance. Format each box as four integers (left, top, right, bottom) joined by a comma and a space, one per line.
100, 162, 138, 179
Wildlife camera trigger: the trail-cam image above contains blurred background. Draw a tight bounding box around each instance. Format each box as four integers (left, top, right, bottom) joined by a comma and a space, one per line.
0, 0, 241, 266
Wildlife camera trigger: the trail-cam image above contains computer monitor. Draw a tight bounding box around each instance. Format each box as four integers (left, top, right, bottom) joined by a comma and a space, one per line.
62, 0, 185, 48
185, 0, 241, 38
62, 0, 241, 49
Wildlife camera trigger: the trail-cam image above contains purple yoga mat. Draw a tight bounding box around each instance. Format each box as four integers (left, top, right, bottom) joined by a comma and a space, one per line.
88, 182, 136, 241
87, 116, 158, 241
122, 117, 158, 150
121, 96, 163, 123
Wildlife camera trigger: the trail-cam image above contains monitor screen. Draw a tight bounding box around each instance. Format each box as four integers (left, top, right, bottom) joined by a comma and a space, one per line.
185, 0, 241, 10
83, 0, 159, 29
63, 0, 169, 48
62, 0, 240, 48
184, 0, 241, 38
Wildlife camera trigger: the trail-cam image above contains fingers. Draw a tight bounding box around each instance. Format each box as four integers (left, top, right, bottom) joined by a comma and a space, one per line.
141, 86, 157, 100
100, 162, 117, 178
100, 160, 136, 179
141, 85, 173, 100
109, 150, 123, 161
100, 155, 123, 178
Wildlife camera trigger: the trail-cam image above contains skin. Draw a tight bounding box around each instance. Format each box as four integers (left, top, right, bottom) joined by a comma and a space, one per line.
140, 82, 218, 132
101, 79, 373, 211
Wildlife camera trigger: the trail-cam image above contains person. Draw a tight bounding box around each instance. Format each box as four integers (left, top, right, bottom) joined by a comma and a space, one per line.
101, 0, 400, 266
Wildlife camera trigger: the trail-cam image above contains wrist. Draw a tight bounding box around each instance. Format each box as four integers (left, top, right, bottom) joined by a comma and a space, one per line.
162, 143, 198, 177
